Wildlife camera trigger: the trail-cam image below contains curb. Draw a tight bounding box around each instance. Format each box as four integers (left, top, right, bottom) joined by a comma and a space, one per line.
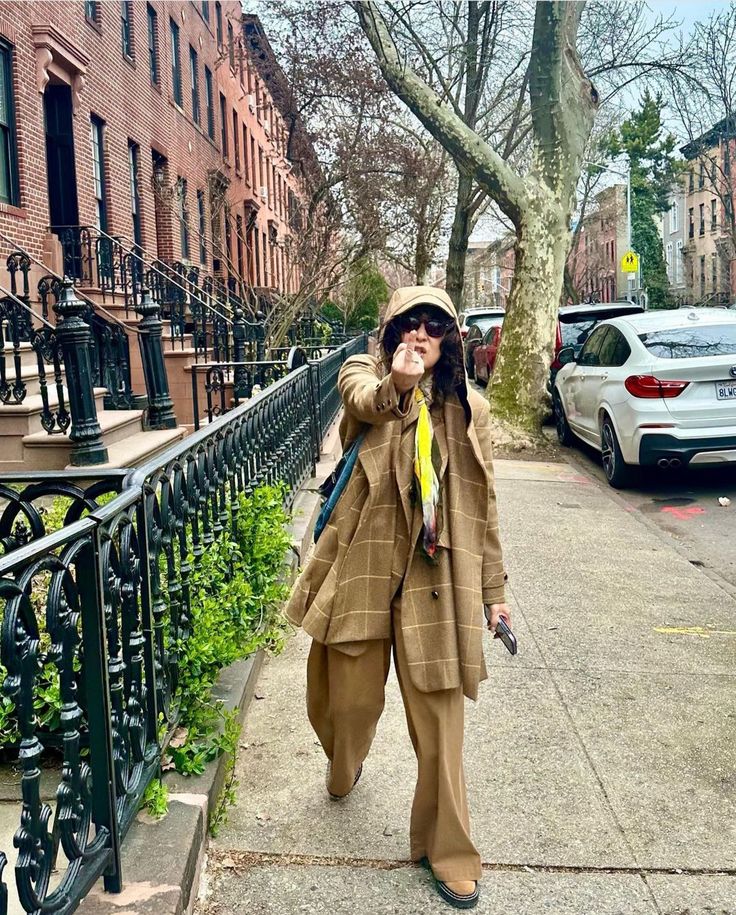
77, 475, 329, 915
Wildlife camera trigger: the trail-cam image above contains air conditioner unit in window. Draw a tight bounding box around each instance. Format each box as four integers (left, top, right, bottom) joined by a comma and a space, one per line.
248, 94, 256, 112
260, 185, 268, 200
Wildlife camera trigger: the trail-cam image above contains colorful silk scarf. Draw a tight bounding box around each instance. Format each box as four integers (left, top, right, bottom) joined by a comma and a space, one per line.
414, 387, 440, 559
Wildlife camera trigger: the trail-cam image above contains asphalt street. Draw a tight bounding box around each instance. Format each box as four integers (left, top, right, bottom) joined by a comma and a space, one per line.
559, 432, 736, 596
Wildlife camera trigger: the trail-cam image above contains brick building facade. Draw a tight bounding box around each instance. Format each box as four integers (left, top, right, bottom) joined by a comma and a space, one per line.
0, 0, 311, 300
569, 184, 629, 304
680, 121, 736, 306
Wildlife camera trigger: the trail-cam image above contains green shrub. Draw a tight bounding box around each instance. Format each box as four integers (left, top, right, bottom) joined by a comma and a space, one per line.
0, 483, 292, 795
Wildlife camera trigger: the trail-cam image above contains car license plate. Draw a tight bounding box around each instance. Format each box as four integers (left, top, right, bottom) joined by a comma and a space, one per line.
715, 381, 736, 400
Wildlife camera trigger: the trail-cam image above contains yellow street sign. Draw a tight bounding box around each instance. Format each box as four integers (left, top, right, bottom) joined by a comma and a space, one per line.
621, 250, 639, 273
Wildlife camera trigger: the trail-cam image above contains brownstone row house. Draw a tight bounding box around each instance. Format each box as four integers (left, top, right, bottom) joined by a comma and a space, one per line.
460, 236, 516, 310
0, 1, 322, 470
678, 118, 736, 306
569, 185, 630, 304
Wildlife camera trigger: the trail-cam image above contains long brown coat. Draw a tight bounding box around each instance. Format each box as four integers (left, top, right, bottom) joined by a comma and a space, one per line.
285, 287, 506, 700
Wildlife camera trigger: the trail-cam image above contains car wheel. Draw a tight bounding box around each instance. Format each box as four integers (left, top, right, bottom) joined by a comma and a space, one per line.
600, 414, 631, 488
553, 390, 574, 446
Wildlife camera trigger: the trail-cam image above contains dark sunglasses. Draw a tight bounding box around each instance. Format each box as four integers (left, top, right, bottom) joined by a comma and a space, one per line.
396, 311, 453, 338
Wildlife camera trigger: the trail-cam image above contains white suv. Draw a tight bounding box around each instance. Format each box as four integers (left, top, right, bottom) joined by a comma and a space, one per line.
553, 308, 736, 487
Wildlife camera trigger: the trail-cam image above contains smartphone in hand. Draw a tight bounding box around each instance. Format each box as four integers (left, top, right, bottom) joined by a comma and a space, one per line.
495, 617, 518, 656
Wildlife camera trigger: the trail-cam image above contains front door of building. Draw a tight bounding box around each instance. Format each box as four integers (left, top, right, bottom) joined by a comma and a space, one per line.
45, 84, 81, 278
44, 84, 79, 230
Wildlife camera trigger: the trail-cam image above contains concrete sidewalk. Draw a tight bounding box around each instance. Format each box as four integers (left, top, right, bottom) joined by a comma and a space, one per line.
198, 456, 736, 915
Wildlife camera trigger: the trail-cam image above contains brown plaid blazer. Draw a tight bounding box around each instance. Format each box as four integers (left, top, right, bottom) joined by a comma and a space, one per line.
284, 354, 506, 700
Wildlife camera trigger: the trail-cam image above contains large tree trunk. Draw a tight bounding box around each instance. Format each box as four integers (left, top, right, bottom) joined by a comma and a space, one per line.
490, 191, 570, 431
445, 172, 474, 312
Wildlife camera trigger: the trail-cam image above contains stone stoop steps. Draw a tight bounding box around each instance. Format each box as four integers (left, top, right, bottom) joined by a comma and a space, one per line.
79, 289, 209, 431
0, 339, 186, 472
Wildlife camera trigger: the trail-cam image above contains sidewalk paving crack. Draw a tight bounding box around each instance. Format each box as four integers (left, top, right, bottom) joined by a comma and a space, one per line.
209, 848, 736, 879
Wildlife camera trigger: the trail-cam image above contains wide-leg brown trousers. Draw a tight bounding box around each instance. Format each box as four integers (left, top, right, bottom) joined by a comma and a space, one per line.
306, 599, 482, 882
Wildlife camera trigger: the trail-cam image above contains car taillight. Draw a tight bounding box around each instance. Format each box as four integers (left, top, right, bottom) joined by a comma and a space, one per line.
624, 375, 690, 398
551, 323, 563, 370
461, 329, 468, 340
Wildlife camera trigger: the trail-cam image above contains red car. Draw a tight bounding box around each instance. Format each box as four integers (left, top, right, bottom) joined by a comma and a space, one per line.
473, 320, 504, 385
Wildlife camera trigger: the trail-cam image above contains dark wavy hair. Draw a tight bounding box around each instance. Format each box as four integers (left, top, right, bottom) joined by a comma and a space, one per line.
380, 305, 466, 407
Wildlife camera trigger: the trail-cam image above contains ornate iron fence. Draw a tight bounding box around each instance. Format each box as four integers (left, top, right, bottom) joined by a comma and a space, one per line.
0, 334, 366, 914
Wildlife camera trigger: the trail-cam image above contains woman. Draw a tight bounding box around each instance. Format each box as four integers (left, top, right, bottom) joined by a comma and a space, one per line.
285, 286, 510, 909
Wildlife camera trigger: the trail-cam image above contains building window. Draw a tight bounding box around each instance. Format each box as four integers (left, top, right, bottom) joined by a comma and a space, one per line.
170, 19, 182, 106
90, 116, 108, 232
236, 214, 244, 277
665, 242, 673, 279
700, 254, 706, 296
228, 21, 235, 69
671, 199, 678, 233
675, 239, 683, 285
725, 144, 731, 177
201, 1, 210, 23
121, 2, 133, 59
215, 1, 223, 46
189, 46, 200, 125
699, 160, 705, 189
219, 92, 228, 156
712, 253, 718, 291
85, 1, 99, 23
243, 124, 249, 182
699, 202, 705, 235
177, 177, 189, 259
147, 5, 159, 84
689, 169, 694, 193
0, 41, 19, 206
688, 207, 694, 238
128, 141, 142, 247
205, 66, 215, 140
197, 189, 207, 264
711, 198, 717, 231
233, 109, 240, 171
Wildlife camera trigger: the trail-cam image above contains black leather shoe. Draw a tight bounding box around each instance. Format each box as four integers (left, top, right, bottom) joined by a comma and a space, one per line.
326, 762, 363, 800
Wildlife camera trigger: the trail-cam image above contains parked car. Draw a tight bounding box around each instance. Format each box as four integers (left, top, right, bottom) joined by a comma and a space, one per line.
553, 307, 736, 488
463, 309, 505, 377
459, 307, 505, 341
473, 322, 504, 385
550, 302, 645, 389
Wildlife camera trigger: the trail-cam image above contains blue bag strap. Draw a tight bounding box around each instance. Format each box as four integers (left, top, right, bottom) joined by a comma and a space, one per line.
314, 430, 366, 542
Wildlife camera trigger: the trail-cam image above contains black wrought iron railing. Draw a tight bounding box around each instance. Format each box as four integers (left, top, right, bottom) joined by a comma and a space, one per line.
0, 334, 367, 915
0, 284, 71, 435
37, 273, 135, 412
54, 227, 253, 365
